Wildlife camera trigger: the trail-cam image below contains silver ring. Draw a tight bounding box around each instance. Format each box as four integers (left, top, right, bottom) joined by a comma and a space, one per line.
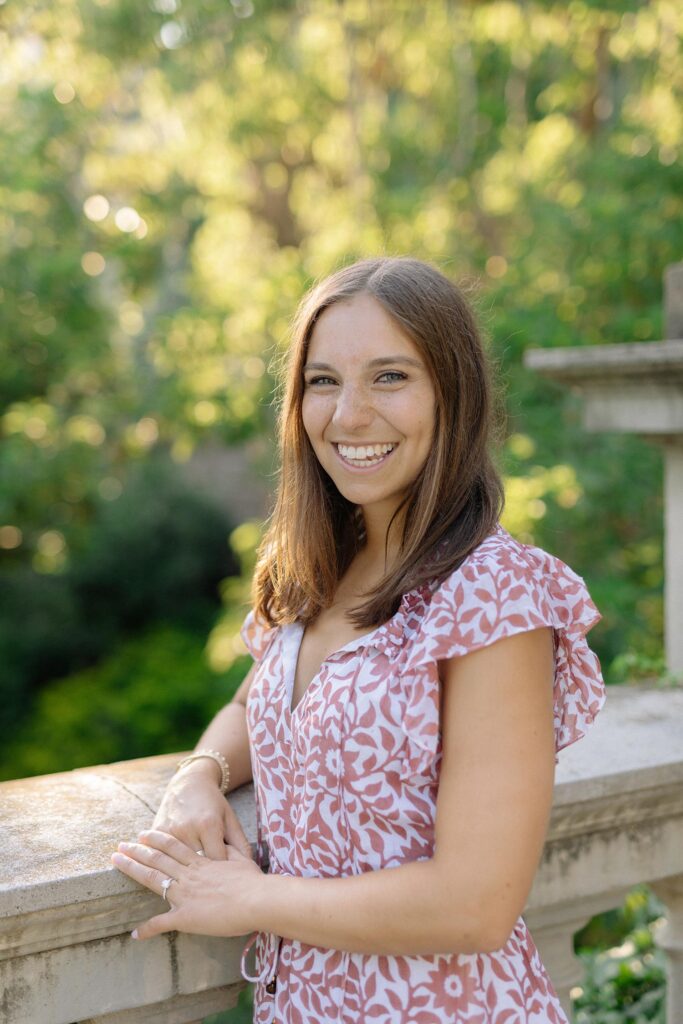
161, 877, 174, 902
196, 850, 204, 857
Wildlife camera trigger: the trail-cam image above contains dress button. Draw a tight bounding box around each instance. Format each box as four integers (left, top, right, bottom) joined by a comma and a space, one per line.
265, 976, 277, 995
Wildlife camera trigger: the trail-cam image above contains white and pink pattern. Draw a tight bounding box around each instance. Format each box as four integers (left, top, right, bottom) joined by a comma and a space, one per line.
239, 525, 605, 1023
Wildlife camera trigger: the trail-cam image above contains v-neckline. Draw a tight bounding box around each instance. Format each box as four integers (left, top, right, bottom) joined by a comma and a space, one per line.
279, 576, 437, 718
283, 620, 384, 718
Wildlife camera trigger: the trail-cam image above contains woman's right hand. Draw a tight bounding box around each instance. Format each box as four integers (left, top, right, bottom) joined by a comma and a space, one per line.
150, 760, 253, 861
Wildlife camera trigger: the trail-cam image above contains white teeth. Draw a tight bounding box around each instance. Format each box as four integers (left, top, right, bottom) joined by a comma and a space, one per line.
336, 442, 395, 464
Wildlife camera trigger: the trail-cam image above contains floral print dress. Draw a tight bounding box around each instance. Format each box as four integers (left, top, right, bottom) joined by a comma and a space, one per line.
239, 525, 605, 1023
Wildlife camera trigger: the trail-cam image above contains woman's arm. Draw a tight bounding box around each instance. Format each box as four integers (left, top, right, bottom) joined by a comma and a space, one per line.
178, 664, 255, 790
114, 628, 556, 954
150, 665, 256, 860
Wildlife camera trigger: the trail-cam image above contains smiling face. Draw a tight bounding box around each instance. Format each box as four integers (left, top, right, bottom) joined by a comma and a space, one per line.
301, 292, 437, 532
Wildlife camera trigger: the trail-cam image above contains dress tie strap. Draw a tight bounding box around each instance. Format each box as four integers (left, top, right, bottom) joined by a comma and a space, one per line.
240, 797, 281, 991
240, 929, 281, 985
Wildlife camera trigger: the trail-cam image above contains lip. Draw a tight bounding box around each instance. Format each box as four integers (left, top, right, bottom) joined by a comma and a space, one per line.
332, 442, 398, 472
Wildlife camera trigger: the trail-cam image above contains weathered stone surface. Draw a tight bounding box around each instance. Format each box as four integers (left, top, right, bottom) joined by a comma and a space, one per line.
0, 754, 256, 1022
523, 343, 683, 433
664, 445, 683, 678
0, 891, 160, 961
554, 686, 683, 787
527, 686, 683, 911
79, 984, 243, 1024
524, 338, 683, 381
0, 932, 173, 1023
175, 931, 245, 994
0, 753, 256, 919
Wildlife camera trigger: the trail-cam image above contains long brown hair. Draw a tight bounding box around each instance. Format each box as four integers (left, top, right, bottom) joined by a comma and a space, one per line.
252, 256, 504, 628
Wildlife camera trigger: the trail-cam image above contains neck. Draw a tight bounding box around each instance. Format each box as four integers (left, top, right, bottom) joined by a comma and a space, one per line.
359, 504, 404, 571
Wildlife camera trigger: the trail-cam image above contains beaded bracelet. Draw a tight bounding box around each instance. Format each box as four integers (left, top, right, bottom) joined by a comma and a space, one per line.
177, 748, 230, 794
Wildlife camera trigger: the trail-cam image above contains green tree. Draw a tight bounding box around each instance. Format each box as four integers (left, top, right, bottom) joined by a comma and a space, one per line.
1, 0, 682, 725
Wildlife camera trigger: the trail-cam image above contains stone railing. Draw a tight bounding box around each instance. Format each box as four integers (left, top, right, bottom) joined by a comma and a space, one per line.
2, 684, 682, 1024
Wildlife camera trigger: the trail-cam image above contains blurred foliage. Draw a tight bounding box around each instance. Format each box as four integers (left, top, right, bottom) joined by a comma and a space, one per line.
205, 984, 253, 1024
0, 622, 251, 780
1, 0, 682, 773
0, 456, 238, 740
573, 887, 667, 1022
205, 519, 263, 673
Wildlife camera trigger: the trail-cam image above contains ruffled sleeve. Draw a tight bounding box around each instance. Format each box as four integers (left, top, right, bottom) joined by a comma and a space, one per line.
240, 609, 277, 662
401, 526, 605, 771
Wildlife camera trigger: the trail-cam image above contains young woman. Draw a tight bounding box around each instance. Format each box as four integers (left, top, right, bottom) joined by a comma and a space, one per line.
112, 257, 605, 1023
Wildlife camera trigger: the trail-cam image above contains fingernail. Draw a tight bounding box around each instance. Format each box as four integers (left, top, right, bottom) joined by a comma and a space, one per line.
111, 853, 125, 865
131, 929, 139, 940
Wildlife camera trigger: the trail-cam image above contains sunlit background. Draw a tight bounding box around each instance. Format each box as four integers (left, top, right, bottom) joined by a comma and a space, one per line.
1, 2, 681, 1018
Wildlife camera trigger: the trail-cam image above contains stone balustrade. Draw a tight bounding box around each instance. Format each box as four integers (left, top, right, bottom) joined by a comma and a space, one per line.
2, 684, 682, 1024
519, 259, 683, 1020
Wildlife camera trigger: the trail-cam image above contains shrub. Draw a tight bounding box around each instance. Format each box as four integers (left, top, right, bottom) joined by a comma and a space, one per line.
0, 456, 239, 736
0, 623, 251, 780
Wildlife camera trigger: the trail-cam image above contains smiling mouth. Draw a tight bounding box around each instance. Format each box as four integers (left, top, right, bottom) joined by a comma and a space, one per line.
333, 442, 397, 468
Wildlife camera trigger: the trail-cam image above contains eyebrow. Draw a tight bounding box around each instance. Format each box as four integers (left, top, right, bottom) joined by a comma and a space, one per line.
303, 356, 424, 371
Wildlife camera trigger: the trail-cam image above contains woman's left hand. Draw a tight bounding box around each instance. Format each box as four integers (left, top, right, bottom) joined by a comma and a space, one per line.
111, 829, 264, 940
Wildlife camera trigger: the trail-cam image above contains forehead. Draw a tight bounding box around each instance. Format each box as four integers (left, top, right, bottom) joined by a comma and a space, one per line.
307, 293, 423, 364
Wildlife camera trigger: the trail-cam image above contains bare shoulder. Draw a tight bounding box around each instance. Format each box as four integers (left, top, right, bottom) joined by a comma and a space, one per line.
438, 627, 555, 731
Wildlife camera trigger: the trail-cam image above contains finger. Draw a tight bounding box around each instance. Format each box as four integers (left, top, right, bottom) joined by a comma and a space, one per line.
111, 850, 178, 899
197, 818, 229, 861
132, 910, 179, 941
137, 829, 198, 865
151, 823, 205, 854
225, 843, 252, 862
117, 840, 183, 881
223, 810, 254, 860
151, 811, 172, 833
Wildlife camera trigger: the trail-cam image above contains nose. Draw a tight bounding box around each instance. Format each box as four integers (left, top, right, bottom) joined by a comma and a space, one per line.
331, 382, 374, 432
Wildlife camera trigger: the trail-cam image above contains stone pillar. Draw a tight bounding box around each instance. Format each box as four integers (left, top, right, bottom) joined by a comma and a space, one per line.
652, 876, 683, 1024
523, 259, 683, 677
664, 263, 683, 676
531, 916, 588, 1017
665, 262, 683, 341
664, 443, 683, 675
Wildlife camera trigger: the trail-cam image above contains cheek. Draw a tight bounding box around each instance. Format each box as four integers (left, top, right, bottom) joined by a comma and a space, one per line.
301, 396, 327, 445
380, 393, 435, 442
408, 408, 437, 466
